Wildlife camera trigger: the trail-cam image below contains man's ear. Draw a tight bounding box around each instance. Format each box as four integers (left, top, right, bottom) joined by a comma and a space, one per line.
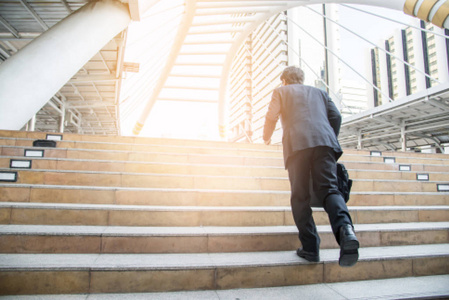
282, 79, 286, 86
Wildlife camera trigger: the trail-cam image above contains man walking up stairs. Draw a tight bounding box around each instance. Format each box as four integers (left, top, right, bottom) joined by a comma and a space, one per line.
263, 66, 359, 268
0, 129, 448, 298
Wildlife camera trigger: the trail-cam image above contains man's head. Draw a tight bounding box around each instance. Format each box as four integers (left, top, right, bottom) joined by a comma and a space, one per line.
280, 66, 304, 85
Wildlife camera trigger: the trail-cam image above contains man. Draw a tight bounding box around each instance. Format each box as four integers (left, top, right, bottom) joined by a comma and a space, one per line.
263, 66, 359, 267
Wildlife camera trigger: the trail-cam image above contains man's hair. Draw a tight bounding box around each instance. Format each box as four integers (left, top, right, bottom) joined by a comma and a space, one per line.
280, 66, 304, 84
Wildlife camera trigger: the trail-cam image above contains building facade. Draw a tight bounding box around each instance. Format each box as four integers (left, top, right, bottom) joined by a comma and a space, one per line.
229, 12, 288, 143
368, 19, 449, 107
340, 80, 369, 118
229, 5, 346, 144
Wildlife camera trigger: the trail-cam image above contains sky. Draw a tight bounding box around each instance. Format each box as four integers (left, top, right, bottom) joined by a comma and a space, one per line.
120, 3, 419, 140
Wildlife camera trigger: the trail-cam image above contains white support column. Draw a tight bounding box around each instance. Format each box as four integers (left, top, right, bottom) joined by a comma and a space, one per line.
401, 121, 407, 152
59, 106, 66, 133
28, 115, 36, 132
0, 0, 131, 131
357, 130, 363, 150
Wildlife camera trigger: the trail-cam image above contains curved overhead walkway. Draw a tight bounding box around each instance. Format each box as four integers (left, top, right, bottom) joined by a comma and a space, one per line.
130, 0, 449, 138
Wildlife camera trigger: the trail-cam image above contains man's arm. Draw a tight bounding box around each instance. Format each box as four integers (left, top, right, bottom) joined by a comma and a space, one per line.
326, 95, 342, 137
263, 89, 281, 144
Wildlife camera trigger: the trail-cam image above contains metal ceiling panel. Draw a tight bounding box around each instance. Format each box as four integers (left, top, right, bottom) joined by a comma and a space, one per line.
0, 0, 125, 135
340, 82, 449, 152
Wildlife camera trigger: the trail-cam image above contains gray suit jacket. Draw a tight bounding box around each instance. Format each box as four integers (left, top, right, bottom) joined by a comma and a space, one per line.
263, 83, 342, 168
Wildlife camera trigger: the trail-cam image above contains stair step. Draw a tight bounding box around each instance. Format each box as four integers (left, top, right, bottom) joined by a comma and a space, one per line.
349, 191, 449, 206
0, 244, 448, 295
3, 168, 448, 192
2, 156, 449, 181
1, 202, 447, 226
0, 132, 282, 152
2, 133, 448, 161
2, 144, 449, 168
1, 145, 285, 167
344, 160, 449, 172
58, 141, 284, 158
0, 223, 447, 253
0, 156, 288, 177
342, 153, 449, 166
1, 184, 448, 206
6, 275, 447, 299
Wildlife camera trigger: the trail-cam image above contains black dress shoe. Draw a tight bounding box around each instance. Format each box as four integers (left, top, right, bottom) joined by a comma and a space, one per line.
296, 248, 320, 262
339, 224, 359, 267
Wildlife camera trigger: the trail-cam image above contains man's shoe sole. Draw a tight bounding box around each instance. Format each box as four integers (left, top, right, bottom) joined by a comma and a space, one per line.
339, 239, 359, 267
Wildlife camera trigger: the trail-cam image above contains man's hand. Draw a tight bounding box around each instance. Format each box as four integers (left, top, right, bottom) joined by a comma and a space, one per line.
264, 139, 271, 145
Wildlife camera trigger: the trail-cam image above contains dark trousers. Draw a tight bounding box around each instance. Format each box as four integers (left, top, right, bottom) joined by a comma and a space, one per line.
287, 146, 353, 253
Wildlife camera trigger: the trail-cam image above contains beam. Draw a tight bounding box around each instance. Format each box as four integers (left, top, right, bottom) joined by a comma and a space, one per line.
98, 51, 112, 74
65, 101, 116, 107
0, 44, 11, 58
0, 16, 20, 38
128, 0, 160, 21
128, 0, 141, 21
69, 75, 119, 83
192, 16, 258, 26
171, 73, 221, 78
379, 142, 397, 151
374, 116, 403, 127
60, 0, 73, 14
164, 85, 219, 91
132, 0, 198, 135
19, 0, 49, 31
0, 33, 39, 40
158, 97, 217, 103
427, 98, 449, 111
408, 133, 445, 152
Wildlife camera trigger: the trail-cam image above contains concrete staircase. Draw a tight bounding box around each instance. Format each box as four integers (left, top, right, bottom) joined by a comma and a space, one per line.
0, 130, 448, 297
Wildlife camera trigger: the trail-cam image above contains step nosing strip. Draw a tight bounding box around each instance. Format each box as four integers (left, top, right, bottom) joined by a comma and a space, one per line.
2, 202, 448, 211
0, 168, 289, 179
4, 144, 448, 164
3, 153, 449, 169
1, 223, 447, 236
1, 169, 446, 182
1, 183, 448, 196
4, 156, 449, 174
2, 145, 284, 161
0, 183, 293, 194
0, 202, 290, 211
2, 155, 287, 169
0, 245, 448, 270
